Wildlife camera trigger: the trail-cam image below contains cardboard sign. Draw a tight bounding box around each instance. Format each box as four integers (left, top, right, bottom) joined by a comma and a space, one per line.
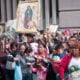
49, 25, 58, 33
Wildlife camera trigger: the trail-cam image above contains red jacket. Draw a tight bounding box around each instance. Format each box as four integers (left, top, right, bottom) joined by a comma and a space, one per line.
59, 53, 72, 80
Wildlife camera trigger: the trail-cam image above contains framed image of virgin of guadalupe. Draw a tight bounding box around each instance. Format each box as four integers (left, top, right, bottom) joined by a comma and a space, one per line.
16, 1, 41, 33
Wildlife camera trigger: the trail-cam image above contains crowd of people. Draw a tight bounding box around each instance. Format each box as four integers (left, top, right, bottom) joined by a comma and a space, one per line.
0, 29, 80, 80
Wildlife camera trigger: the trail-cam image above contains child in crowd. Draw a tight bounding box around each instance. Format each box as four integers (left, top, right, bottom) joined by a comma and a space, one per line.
25, 47, 35, 66
55, 43, 67, 59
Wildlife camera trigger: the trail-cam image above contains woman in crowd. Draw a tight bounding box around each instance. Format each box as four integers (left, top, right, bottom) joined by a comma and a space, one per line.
59, 39, 80, 80
32, 42, 49, 80
16, 44, 33, 80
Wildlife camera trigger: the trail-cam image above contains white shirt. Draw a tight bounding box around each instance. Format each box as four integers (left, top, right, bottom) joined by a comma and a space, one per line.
68, 57, 80, 69
68, 57, 80, 80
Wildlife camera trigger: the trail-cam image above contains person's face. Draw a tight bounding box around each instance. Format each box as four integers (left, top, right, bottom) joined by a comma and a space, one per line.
68, 38, 77, 47
58, 34, 63, 41
27, 6, 30, 10
39, 34, 43, 39
20, 34, 25, 40
71, 48, 80, 57
58, 48, 64, 54
52, 48, 57, 54
27, 37, 33, 43
20, 45, 26, 55
66, 30, 70, 35
12, 46, 17, 51
69, 48, 73, 53
62, 43, 68, 50
38, 44, 45, 53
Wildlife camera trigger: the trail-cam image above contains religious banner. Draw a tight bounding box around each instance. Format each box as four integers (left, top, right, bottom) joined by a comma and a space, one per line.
0, 23, 5, 35
5, 19, 17, 32
16, 1, 41, 33
48, 25, 59, 33
0, 23, 5, 53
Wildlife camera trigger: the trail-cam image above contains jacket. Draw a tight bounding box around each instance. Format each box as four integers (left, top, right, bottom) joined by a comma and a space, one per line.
59, 53, 72, 80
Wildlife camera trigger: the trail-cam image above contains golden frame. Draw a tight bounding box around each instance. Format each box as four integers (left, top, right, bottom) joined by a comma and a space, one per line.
16, 1, 40, 33
29, 0, 38, 2
0, 23, 5, 35
0, 22, 5, 53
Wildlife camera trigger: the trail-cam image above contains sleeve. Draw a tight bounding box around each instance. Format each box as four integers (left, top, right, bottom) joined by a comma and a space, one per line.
59, 54, 69, 80
16, 54, 27, 65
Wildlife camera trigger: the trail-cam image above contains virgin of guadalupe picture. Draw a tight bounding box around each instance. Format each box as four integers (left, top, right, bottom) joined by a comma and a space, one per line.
24, 5, 33, 29
17, 1, 41, 32
68, 65, 80, 80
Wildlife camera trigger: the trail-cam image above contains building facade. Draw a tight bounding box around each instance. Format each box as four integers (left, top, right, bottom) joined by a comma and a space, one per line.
0, 0, 80, 30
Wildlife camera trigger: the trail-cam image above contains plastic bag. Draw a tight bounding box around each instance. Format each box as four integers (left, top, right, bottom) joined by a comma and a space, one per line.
14, 64, 22, 80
